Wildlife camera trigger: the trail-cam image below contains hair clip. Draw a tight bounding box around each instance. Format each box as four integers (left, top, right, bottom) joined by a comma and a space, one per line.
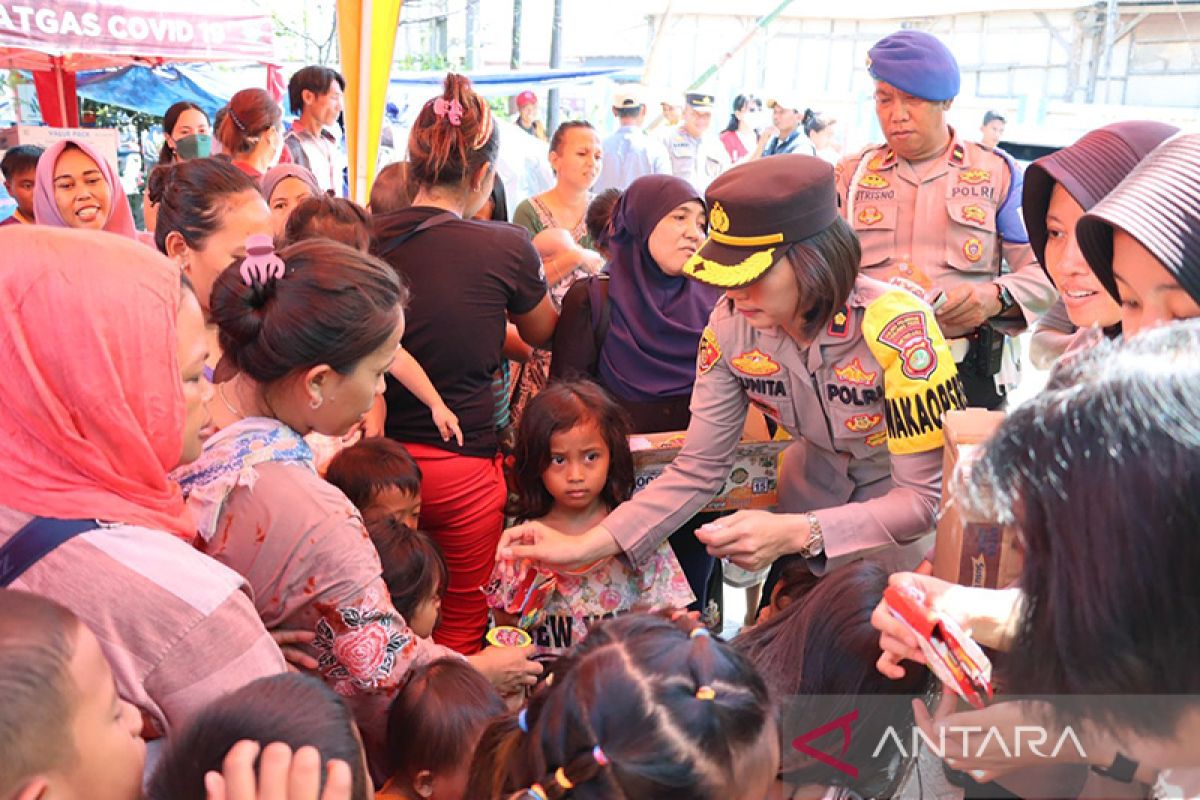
240, 234, 286, 286
695, 685, 716, 701
472, 102, 495, 150
228, 107, 248, 132
592, 745, 610, 767
433, 97, 463, 126
689, 627, 711, 639
518, 708, 529, 733
553, 768, 574, 790
525, 785, 548, 800
544, 672, 555, 687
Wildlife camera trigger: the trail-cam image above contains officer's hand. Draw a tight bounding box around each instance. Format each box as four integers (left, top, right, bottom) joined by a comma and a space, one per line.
695, 510, 804, 572
496, 520, 619, 572
935, 283, 1002, 338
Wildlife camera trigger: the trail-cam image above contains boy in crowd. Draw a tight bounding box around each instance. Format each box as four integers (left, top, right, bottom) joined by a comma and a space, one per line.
1, 145, 43, 226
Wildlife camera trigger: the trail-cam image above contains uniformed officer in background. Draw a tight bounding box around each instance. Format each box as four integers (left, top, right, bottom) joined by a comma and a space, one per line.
837, 30, 1057, 408
499, 154, 965, 583
666, 92, 731, 194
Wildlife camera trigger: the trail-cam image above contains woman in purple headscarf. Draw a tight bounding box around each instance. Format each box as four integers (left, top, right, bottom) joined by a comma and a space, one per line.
33, 140, 139, 239
551, 174, 717, 432
550, 174, 721, 617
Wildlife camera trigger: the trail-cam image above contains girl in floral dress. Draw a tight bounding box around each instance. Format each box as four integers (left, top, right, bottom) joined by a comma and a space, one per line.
484, 380, 693, 662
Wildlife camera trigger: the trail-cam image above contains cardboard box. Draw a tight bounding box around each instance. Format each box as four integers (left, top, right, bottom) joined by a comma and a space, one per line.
932, 408, 1022, 589
630, 430, 790, 513
0, 125, 120, 170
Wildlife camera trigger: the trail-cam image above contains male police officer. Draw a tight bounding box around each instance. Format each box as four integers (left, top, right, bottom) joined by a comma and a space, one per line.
836, 31, 1056, 408
666, 92, 730, 193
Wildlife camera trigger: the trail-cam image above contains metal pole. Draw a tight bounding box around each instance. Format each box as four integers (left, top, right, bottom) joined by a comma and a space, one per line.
465, 0, 478, 70
547, 0, 563, 134
687, 0, 797, 91
1100, 0, 1118, 104
510, 0, 522, 70
356, 0, 373, 203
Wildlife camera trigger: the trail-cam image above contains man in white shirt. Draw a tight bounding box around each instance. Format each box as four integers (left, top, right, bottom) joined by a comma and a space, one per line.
284, 65, 347, 196
763, 90, 816, 157
594, 85, 670, 193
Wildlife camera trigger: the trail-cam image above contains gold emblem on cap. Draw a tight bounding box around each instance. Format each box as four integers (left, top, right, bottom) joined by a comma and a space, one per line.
710, 202, 730, 234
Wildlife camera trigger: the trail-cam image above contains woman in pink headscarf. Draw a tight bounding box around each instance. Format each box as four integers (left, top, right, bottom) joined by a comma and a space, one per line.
33, 139, 138, 238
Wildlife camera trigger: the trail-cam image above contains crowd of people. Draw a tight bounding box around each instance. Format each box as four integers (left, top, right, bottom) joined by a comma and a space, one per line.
1, 25, 1199, 800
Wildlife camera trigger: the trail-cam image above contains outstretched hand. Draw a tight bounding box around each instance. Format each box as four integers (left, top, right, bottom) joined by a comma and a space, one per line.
204, 741, 352, 800
496, 520, 618, 572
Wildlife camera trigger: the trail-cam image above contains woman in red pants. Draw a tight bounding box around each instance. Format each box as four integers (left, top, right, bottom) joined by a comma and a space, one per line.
373, 73, 557, 653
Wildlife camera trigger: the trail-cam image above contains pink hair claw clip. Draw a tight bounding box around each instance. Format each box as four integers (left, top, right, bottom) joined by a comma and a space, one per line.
240, 234, 286, 286
433, 97, 464, 126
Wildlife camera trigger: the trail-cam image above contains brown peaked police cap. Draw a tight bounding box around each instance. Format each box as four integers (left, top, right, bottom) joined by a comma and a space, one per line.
683, 154, 839, 289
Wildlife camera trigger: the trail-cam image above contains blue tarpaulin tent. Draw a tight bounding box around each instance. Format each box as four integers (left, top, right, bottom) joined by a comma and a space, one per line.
75, 64, 227, 117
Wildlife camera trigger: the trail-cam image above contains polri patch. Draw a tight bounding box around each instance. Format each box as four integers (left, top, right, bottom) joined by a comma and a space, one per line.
845, 413, 883, 433
858, 206, 884, 226
963, 238, 984, 263
959, 169, 991, 185
697, 326, 721, 375
731, 348, 781, 376
876, 311, 938, 381
859, 173, 889, 189
866, 431, 888, 448
834, 357, 878, 387
962, 205, 986, 225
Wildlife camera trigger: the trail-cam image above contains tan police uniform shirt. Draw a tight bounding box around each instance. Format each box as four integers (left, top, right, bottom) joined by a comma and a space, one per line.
836, 130, 1056, 334
603, 275, 966, 575
666, 124, 730, 194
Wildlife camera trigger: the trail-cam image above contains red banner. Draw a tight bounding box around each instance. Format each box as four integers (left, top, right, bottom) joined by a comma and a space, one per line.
0, 1, 274, 63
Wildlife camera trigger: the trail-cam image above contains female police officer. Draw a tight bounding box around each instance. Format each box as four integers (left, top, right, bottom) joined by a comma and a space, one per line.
498, 154, 966, 579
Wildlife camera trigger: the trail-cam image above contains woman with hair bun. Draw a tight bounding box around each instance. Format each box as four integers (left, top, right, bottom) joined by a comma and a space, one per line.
173, 238, 538, 761
218, 88, 286, 179
148, 156, 272, 317
373, 73, 557, 655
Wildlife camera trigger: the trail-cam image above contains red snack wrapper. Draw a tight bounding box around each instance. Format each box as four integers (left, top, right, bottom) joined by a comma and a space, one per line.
884, 584, 993, 709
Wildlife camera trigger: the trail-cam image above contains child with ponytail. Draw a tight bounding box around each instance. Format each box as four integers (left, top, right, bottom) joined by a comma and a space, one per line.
466, 612, 779, 800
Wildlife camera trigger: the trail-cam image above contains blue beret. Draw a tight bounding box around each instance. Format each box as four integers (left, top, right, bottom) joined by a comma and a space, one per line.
868, 30, 960, 102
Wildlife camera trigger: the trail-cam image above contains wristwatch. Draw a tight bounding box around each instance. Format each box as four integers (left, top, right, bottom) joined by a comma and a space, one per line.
993, 283, 1016, 316
1091, 752, 1139, 783
800, 513, 825, 558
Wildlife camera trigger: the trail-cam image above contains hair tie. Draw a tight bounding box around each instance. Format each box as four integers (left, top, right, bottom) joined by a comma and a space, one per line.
473, 102, 495, 150
518, 708, 529, 733
553, 768, 574, 790
689, 627, 711, 639
433, 97, 463, 126
695, 685, 716, 701
592, 745, 609, 767
228, 107, 247, 132
239, 234, 286, 286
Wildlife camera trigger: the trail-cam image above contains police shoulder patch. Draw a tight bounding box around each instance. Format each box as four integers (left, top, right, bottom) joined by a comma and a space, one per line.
697, 326, 721, 376
827, 306, 850, 338
861, 292, 966, 455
